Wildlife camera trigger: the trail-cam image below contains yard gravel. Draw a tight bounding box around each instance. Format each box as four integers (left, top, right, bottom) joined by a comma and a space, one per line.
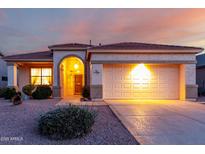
0, 99, 138, 145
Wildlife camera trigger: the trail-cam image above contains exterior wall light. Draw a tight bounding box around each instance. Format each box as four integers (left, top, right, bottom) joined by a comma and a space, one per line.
74, 64, 79, 70
130, 63, 151, 85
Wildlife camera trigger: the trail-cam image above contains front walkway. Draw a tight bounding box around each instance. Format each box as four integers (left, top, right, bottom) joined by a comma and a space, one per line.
57, 96, 106, 106
107, 100, 205, 144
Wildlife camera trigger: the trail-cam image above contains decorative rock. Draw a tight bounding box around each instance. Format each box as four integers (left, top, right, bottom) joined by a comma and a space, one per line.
12, 94, 22, 105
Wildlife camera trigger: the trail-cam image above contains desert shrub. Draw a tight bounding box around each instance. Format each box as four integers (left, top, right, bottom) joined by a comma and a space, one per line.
3, 88, 17, 100
12, 92, 22, 105
38, 106, 96, 140
32, 85, 52, 99
82, 86, 90, 98
22, 84, 36, 96
0, 87, 7, 98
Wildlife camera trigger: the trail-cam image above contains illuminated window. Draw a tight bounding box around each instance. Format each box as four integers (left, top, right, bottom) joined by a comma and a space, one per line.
31, 68, 52, 85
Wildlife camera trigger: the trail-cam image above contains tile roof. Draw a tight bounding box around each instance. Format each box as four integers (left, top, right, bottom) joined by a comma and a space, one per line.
3, 51, 53, 61
90, 42, 203, 51
48, 43, 93, 50
2, 42, 203, 61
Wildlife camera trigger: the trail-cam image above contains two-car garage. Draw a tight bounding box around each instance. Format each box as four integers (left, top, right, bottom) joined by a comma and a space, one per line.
103, 64, 180, 100
89, 42, 201, 101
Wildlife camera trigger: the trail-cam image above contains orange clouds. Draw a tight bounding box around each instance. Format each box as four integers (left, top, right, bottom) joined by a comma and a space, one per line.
50, 9, 205, 47
1, 9, 205, 55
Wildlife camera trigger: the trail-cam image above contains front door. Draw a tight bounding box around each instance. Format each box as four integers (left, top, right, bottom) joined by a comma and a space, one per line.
74, 74, 83, 95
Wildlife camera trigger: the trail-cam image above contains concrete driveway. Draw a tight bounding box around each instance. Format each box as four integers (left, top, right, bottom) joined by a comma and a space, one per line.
107, 100, 205, 145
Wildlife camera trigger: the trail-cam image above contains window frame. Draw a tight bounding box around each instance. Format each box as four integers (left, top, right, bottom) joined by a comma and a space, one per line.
30, 67, 52, 86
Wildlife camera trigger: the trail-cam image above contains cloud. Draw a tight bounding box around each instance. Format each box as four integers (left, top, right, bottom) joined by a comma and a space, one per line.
0, 9, 7, 25
1, 8, 205, 55
46, 9, 205, 47
0, 25, 48, 55
98, 9, 205, 44
0, 9, 5, 18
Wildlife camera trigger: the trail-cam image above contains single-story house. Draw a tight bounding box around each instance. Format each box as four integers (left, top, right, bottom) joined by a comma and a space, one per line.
196, 53, 205, 88
3, 42, 203, 100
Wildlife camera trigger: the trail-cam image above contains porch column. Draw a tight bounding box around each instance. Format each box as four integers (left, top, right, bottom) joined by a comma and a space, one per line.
53, 62, 60, 98
90, 64, 103, 100
185, 64, 198, 100
179, 64, 186, 100
7, 62, 18, 88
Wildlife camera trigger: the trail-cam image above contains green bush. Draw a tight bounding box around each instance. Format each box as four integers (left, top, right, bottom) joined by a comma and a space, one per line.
38, 106, 96, 140
3, 88, 17, 100
82, 87, 90, 98
32, 85, 52, 99
22, 84, 36, 96
0, 87, 7, 98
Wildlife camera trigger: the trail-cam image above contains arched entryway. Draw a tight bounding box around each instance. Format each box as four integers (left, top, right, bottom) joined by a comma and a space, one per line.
59, 56, 85, 98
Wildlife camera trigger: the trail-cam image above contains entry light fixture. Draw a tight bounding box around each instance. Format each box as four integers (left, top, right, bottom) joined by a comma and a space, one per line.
74, 64, 79, 70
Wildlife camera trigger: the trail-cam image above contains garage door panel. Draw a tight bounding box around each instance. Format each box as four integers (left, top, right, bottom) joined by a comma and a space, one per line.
103, 64, 179, 100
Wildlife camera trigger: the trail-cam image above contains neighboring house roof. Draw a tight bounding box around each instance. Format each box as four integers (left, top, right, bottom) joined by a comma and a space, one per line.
3, 51, 53, 62
197, 54, 205, 68
48, 43, 93, 50
90, 42, 203, 51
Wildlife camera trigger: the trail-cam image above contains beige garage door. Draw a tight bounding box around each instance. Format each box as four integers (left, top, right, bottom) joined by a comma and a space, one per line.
103, 64, 179, 100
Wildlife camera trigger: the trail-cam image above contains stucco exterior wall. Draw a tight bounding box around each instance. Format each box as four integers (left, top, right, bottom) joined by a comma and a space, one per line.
0, 57, 7, 87
179, 64, 186, 100
90, 64, 103, 99
90, 53, 197, 100
90, 64, 103, 85
184, 64, 197, 99
179, 64, 197, 100
7, 63, 17, 88
185, 64, 196, 85
91, 53, 196, 63
53, 51, 86, 97
18, 66, 30, 91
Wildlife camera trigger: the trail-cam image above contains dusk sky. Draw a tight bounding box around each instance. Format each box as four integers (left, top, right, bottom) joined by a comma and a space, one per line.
1, 8, 205, 55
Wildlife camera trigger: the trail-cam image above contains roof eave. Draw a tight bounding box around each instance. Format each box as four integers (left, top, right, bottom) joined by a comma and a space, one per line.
197, 65, 205, 69
88, 48, 203, 54
3, 59, 53, 62
49, 47, 89, 51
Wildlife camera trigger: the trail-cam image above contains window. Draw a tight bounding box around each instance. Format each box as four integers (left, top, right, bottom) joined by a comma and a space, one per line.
2, 76, 8, 81
31, 68, 52, 85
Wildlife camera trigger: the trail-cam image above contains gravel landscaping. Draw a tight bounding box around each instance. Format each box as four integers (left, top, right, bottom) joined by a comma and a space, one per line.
0, 99, 138, 145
